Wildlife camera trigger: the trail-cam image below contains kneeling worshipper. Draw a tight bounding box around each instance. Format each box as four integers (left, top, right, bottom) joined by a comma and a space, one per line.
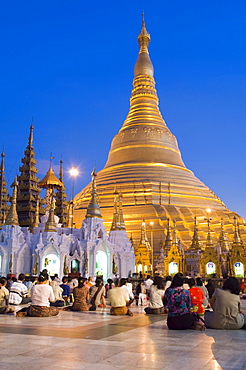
144, 276, 165, 314
16, 273, 59, 317
205, 277, 246, 330
108, 279, 133, 316
50, 284, 65, 307
164, 273, 205, 331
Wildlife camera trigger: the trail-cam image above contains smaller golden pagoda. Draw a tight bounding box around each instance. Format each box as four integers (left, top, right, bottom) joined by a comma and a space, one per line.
135, 221, 152, 275
85, 168, 102, 219
200, 218, 220, 276
164, 220, 184, 275
229, 217, 246, 278
39, 163, 64, 210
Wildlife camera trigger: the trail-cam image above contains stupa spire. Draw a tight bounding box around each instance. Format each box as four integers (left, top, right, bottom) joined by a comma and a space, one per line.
118, 192, 126, 230
33, 198, 40, 228
164, 218, 172, 252
172, 220, 179, 247
55, 159, 68, 227
206, 218, 213, 248
85, 167, 102, 219
219, 218, 230, 251
140, 220, 150, 246
5, 177, 19, 226
110, 188, 120, 230
232, 216, 242, 246
17, 124, 45, 226
190, 217, 201, 250
0, 149, 9, 225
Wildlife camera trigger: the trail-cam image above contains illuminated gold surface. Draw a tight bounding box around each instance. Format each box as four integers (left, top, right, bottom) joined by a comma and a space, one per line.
5, 177, 19, 226
74, 18, 246, 253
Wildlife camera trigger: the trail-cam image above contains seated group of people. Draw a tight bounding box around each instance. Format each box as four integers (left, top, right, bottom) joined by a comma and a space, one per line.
1, 271, 246, 331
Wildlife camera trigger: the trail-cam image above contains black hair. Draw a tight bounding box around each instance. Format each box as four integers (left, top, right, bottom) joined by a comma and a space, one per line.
18, 273, 25, 281
78, 277, 87, 288
95, 277, 103, 287
0, 277, 6, 286
170, 273, 184, 288
107, 278, 113, 284
165, 275, 172, 282
120, 278, 127, 287
222, 277, 240, 295
188, 278, 195, 288
206, 279, 214, 287
62, 276, 68, 283
51, 276, 55, 281
153, 276, 164, 290
196, 277, 203, 287
38, 273, 49, 283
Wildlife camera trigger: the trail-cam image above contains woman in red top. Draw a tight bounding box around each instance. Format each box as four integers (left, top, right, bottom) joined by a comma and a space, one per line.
188, 278, 205, 315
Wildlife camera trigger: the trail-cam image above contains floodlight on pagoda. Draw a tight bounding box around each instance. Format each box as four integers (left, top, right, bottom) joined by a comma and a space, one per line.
69, 166, 79, 178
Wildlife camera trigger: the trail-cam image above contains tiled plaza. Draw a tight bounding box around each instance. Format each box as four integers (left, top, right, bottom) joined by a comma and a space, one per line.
0, 301, 246, 370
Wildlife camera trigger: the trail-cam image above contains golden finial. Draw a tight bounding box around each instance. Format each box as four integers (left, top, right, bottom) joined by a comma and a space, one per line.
5, 176, 19, 226
233, 216, 241, 245
138, 11, 150, 54
219, 218, 230, 251
140, 220, 150, 246
85, 166, 102, 218
59, 159, 64, 182
28, 124, 34, 146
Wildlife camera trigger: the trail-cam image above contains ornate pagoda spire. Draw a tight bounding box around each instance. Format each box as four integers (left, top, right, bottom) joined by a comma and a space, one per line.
232, 216, 243, 247
139, 220, 150, 246
44, 195, 57, 232
85, 168, 102, 219
0, 150, 9, 225
110, 188, 120, 230
164, 218, 172, 252
205, 218, 213, 248
219, 218, 230, 251
118, 192, 126, 230
5, 177, 19, 226
190, 217, 201, 250
172, 220, 179, 247
17, 124, 44, 227
55, 159, 68, 227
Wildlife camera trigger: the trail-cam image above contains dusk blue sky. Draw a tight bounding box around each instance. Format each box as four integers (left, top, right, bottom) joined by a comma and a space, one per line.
1, 1, 246, 219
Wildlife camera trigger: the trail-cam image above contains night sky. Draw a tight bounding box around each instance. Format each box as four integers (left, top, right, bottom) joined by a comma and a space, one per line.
1, 1, 246, 219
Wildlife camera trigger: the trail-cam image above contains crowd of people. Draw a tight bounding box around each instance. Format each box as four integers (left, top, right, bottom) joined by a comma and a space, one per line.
0, 271, 245, 330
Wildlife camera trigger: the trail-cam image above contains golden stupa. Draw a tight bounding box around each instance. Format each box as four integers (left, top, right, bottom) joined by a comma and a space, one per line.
74, 17, 246, 251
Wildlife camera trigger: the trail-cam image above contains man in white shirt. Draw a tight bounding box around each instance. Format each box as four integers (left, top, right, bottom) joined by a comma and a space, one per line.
9, 274, 31, 305
144, 275, 153, 295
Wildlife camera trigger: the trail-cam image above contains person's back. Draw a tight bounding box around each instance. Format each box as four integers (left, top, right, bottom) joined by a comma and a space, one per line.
108, 286, 128, 308
31, 284, 54, 307
9, 274, 30, 305
205, 288, 244, 329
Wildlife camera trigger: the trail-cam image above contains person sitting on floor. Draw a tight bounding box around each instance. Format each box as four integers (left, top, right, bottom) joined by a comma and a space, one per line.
0, 278, 14, 314
89, 277, 106, 309
16, 272, 59, 317
70, 277, 90, 311
105, 278, 114, 298
164, 273, 205, 331
120, 278, 134, 304
9, 273, 31, 305
205, 276, 246, 330
60, 277, 71, 305
196, 277, 209, 308
108, 278, 133, 316
205, 279, 215, 300
145, 276, 165, 314
50, 284, 65, 307
188, 278, 205, 315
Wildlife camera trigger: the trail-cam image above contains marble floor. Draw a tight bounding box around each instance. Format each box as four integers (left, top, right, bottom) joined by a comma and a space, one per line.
0, 301, 246, 370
